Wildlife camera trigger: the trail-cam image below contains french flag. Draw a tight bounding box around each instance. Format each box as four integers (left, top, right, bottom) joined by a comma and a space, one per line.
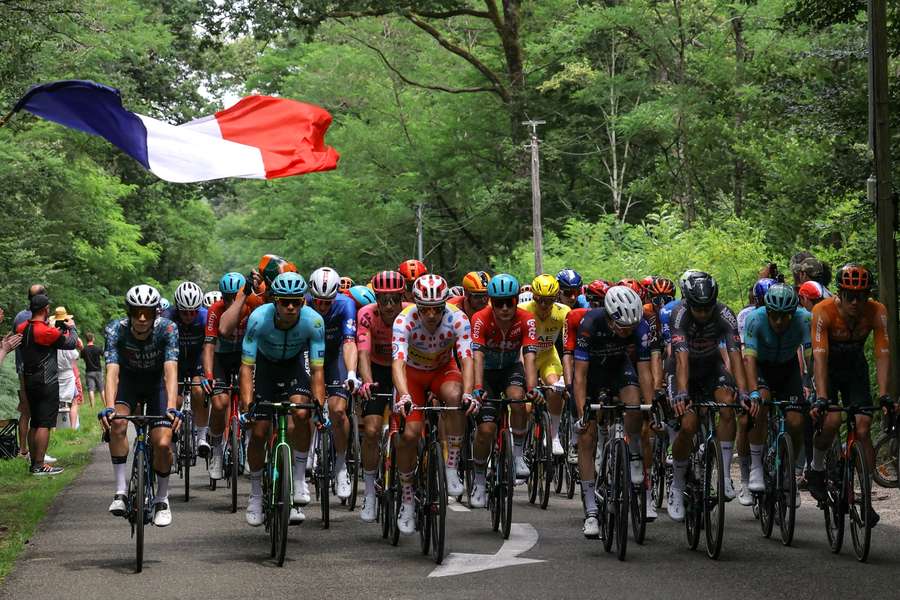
11, 80, 340, 182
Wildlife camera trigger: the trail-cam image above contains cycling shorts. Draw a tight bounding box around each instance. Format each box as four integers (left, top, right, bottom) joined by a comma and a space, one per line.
114, 370, 171, 429
213, 351, 242, 396
586, 357, 639, 399
535, 349, 563, 382
757, 356, 803, 405
178, 352, 204, 381
325, 351, 349, 401
404, 362, 462, 424
362, 363, 394, 418
477, 363, 526, 425
251, 352, 311, 418
664, 355, 735, 402
826, 351, 872, 416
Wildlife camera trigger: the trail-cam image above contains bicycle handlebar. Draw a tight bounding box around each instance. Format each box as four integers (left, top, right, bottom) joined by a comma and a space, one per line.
587, 403, 653, 412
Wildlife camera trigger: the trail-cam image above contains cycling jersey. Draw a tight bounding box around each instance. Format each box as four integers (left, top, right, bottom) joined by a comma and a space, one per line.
562, 307, 589, 354
308, 292, 357, 356
642, 303, 662, 353
811, 297, 890, 359
659, 299, 679, 345
743, 306, 811, 364
519, 300, 570, 355
357, 302, 409, 366
241, 303, 325, 366
104, 317, 179, 373
470, 307, 537, 370
574, 308, 652, 365
736, 304, 755, 344
392, 304, 472, 371
205, 297, 261, 354
669, 302, 741, 362
162, 307, 208, 366
448, 295, 480, 319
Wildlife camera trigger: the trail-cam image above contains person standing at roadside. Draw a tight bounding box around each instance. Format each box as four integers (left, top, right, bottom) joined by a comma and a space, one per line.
13, 284, 52, 462
81, 332, 104, 408
50, 307, 83, 430
0, 307, 23, 367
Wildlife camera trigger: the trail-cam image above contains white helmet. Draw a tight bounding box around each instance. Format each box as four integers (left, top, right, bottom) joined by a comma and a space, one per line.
604, 285, 643, 326
125, 284, 161, 309
174, 281, 204, 310
413, 274, 449, 306
518, 290, 533, 304
309, 267, 341, 299
203, 290, 222, 308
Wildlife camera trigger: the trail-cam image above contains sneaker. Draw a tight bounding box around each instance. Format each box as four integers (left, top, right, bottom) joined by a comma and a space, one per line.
293, 480, 311, 506
567, 445, 578, 465
108, 494, 127, 516
245, 495, 264, 526
583, 514, 600, 539
629, 457, 644, 486
290, 505, 306, 524
30, 463, 64, 476
738, 483, 753, 507
552, 437, 564, 457
645, 488, 658, 521
152, 502, 172, 527
445, 466, 464, 496
208, 447, 224, 480
470, 482, 487, 508
806, 469, 827, 503
43, 454, 58, 464
667, 488, 685, 522
336, 467, 351, 499
197, 438, 211, 459
514, 455, 530, 479
749, 464, 765, 493
360, 494, 377, 523
397, 502, 416, 535
723, 477, 736, 501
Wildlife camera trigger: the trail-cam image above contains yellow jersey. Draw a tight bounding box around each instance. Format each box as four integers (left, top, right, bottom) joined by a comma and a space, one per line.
519, 300, 571, 356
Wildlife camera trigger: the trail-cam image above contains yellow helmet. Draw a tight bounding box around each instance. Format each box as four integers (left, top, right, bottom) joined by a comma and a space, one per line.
531, 274, 559, 298
462, 271, 491, 293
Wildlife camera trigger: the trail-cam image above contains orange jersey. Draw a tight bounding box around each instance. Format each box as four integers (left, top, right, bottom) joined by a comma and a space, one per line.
811, 297, 890, 358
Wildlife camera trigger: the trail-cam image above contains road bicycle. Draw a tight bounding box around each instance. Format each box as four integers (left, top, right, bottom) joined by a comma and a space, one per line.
210, 377, 247, 513
752, 399, 801, 546
523, 386, 554, 510
173, 378, 200, 502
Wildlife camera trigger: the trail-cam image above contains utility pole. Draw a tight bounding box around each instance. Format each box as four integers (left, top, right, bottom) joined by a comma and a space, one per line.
416, 203, 424, 262
868, 0, 899, 396
523, 119, 546, 276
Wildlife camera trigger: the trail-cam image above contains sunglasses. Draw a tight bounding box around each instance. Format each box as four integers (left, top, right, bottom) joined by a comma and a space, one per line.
534, 295, 556, 306
417, 304, 445, 315
841, 290, 869, 303
277, 298, 303, 308
766, 309, 794, 321
377, 293, 402, 306
560, 288, 579, 297
652, 295, 673, 307
129, 307, 156, 320
492, 297, 517, 308
313, 298, 334, 308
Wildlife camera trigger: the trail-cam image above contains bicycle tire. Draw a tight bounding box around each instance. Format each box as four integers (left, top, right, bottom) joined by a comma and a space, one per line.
759, 441, 775, 539
461, 418, 474, 505
489, 443, 501, 532
348, 412, 361, 511
181, 411, 192, 502
824, 440, 845, 554
378, 429, 390, 538
230, 416, 240, 514
133, 449, 145, 573
631, 476, 646, 545
613, 438, 629, 561
538, 411, 553, 510
776, 435, 796, 546
599, 444, 614, 553
418, 440, 431, 555
525, 419, 538, 504
430, 440, 449, 564
501, 430, 514, 540
873, 433, 899, 488
703, 437, 725, 560
390, 439, 401, 546
848, 441, 872, 562
556, 409, 569, 495
652, 433, 667, 511
264, 446, 276, 558
318, 427, 332, 529
274, 444, 291, 567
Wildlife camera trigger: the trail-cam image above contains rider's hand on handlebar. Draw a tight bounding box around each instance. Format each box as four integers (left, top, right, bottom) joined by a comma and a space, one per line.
809, 398, 829, 421
167, 408, 183, 431
462, 392, 480, 416
672, 392, 689, 417
201, 372, 214, 395
344, 370, 362, 394
526, 387, 544, 404
97, 407, 116, 431
744, 390, 761, 418
357, 381, 375, 400
394, 394, 413, 418
550, 378, 566, 394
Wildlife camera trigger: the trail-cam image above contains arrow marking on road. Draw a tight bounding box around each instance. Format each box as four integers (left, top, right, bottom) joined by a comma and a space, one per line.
428, 523, 545, 577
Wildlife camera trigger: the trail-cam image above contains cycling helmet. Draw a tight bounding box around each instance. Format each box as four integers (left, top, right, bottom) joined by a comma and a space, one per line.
647, 277, 675, 298
203, 291, 222, 308
752, 278, 776, 306
219, 272, 246, 295
641, 276, 656, 289
488, 274, 520, 298
372, 271, 406, 294
764, 283, 799, 313
520, 284, 532, 293
798, 281, 826, 302
309, 267, 342, 299
125, 284, 161, 309
413, 274, 449, 306
270, 272, 308, 298
398, 259, 428, 282
349, 285, 376, 307
462, 271, 490, 293
339, 276, 354, 292
586, 279, 611, 303
681, 271, 718, 308
604, 286, 643, 327
679, 269, 704, 292
532, 274, 559, 298
258, 254, 297, 285
174, 281, 204, 310
835, 263, 872, 291
518, 290, 534, 304
617, 278, 648, 303
556, 268, 583, 290
159, 298, 171, 312
449, 285, 465, 297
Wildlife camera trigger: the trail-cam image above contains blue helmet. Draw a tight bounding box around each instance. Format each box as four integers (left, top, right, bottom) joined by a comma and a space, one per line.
487, 274, 520, 298
753, 278, 776, 306
219, 272, 246, 295
349, 285, 376, 307
270, 272, 307, 298
556, 268, 582, 289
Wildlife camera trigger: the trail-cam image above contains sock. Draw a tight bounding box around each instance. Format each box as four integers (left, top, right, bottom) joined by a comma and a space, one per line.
155, 473, 169, 502
549, 413, 560, 440
720, 441, 734, 479
750, 444, 763, 471
400, 470, 415, 504
334, 453, 346, 473
112, 457, 128, 494
293, 451, 308, 486
474, 458, 487, 487
627, 434, 641, 459
209, 433, 222, 448
364, 470, 377, 497
812, 446, 826, 471
740, 454, 751, 483
672, 459, 689, 490
582, 479, 597, 514
447, 436, 462, 469
512, 430, 526, 458
250, 469, 263, 497
197, 426, 209, 442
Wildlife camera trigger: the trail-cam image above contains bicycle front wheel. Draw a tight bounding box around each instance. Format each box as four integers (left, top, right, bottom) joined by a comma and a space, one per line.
318, 428, 332, 529
347, 412, 361, 511
229, 416, 240, 513
613, 439, 629, 561
273, 444, 291, 566
651, 433, 667, 512
181, 411, 193, 502
824, 441, 845, 554
848, 441, 872, 562
132, 449, 145, 573
501, 430, 514, 540
758, 442, 775, 539
776, 435, 796, 546
538, 411, 553, 510
430, 440, 448, 564
703, 438, 725, 560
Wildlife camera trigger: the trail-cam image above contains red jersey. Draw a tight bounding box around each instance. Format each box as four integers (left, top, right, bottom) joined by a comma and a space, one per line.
563, 307, 589, 354
470, 307, 537, 370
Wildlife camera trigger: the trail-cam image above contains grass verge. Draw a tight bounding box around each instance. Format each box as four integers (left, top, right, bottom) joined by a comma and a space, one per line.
0, 411, 100, 582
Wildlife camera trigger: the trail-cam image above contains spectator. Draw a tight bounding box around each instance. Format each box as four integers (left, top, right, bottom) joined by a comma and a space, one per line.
16, 294, 78, 475
50, 307, 83, 430
790, 252, 832, 290
0, 306, 22, 366
13, 284, 54, 462
81, 332, 104, 408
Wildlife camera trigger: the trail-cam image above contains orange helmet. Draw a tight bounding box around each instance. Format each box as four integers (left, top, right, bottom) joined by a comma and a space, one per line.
398, 259, 428, 282
835, 264, 872, 291
339, 276, 355, 292
647, 277, 675, 298
617, 278, 648, 303
462, 271, 490, 293
258, 254, 297, 286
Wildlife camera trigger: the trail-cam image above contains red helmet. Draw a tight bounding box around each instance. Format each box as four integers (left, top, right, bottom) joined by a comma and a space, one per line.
413, 274, 449, 306
798, 281, 826, 302
617, 278, 648, 303
398, 259, 428, 282
371, 270, 406, 294
641, 276, 656, 289
586, 279, 611, 302
835, 263, 872, 292
647, 277, 676, 298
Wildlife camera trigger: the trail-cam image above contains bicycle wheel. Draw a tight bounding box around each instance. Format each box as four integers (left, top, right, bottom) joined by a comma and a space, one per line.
599, 444, 614, 553
538, 411, 553, 510
131, 449, 145, 573
318, 427, 332, 529
848, 442, 872, 562
347, 412, 361, 511
703, 438, 725, 559
430, 440, 449, 564
501, 430, 514, 540
651, 433, 667, 511
389, 439, 401, 546
461, 419, 474, 505
824, 441, 845, 554
264, 447, 276, 558
758, 441, 775, 539
873, 433, 899, 488
556, 410, 569, 495
612, 439, 629, 561
273, 444, 291, 567
776, 435, 796, 546
489, 444, 501, 532
229, 416, 240, 513
525, 419, 538, 505
630, 476, 646, 545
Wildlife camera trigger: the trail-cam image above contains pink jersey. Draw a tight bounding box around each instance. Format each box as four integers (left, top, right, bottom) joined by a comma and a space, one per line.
356, 302, 409, 366
392, 304, 473, 371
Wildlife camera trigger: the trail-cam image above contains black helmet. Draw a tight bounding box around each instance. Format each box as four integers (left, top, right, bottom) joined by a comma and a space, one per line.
681, 271, 718, 309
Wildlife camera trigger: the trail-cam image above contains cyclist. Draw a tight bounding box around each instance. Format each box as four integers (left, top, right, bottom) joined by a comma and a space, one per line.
807, 264, 893, 525
398, 259, 428, 302
557, 269, 589, 309
666, 271, 750, 520
356, 270, 408, 522
203, 291, 221, 309
518, 290, 533, 304
162, 282, 209, 453
98, 285, 181, 527
308, 267, 359, 501
742, 283, 811, 505
348, 285, 376, 310
158, 298, 170, 315
448, 271, 490, 319
241, 273, 326, 526
217, 254, 295, 336
339, 276, 355, 294
573, 286, 654, 538
449, 286, 465, 298
391, 274, 478, 534
470, 274, 539, 502
798, 281, 829, 312
520, 274, 571, 456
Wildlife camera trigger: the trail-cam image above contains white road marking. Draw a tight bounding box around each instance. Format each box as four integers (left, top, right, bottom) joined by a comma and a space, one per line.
428, 523, 545, 577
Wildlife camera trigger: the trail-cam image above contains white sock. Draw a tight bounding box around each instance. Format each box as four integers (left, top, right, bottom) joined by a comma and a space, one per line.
156, 474, 169, 501
513, 433, 525, 459
197, 426, 209, 442
334, 453, 346, 473
812, 446, 826, 471
582, 479, 597, 514
549, 414, 560, 440
113, 462, 127, 494
750, 444, 763, 471
364, 470, 376, 497
720, 441, 734, 478
447, 435, 461, 469
672, 459, 689, 490
628, 434, 641, 459
293, 451, 308, 485
250, 469, 263, 497
740, 454, 751, 483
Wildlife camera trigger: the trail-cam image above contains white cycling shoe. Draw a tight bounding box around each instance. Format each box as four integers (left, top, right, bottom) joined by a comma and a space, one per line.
629, 458, 644, 486
645, 488, 658, 521
290, 506, 306, 524
470, 483, 487, 508
293, 480, 311, 506
336, 467, 352, 499
514, 456, 530, 479
397, 502, 416, 535
749, 464, 765, 493
738, 483, 754, 507
552, 437, 565, 457
445, 466, 464, 496
583, 514, 600, 539
152, 501, 172, 527
667, 488, 685, 522
723, 477, 737, 501
360, 495, 377, 523
246, 495, 264, 527
208, 447, 224, 480
108, 494, 127, 517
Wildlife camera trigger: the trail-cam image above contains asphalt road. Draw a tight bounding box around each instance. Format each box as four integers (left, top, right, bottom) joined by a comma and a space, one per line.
3, 444, 900, 600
